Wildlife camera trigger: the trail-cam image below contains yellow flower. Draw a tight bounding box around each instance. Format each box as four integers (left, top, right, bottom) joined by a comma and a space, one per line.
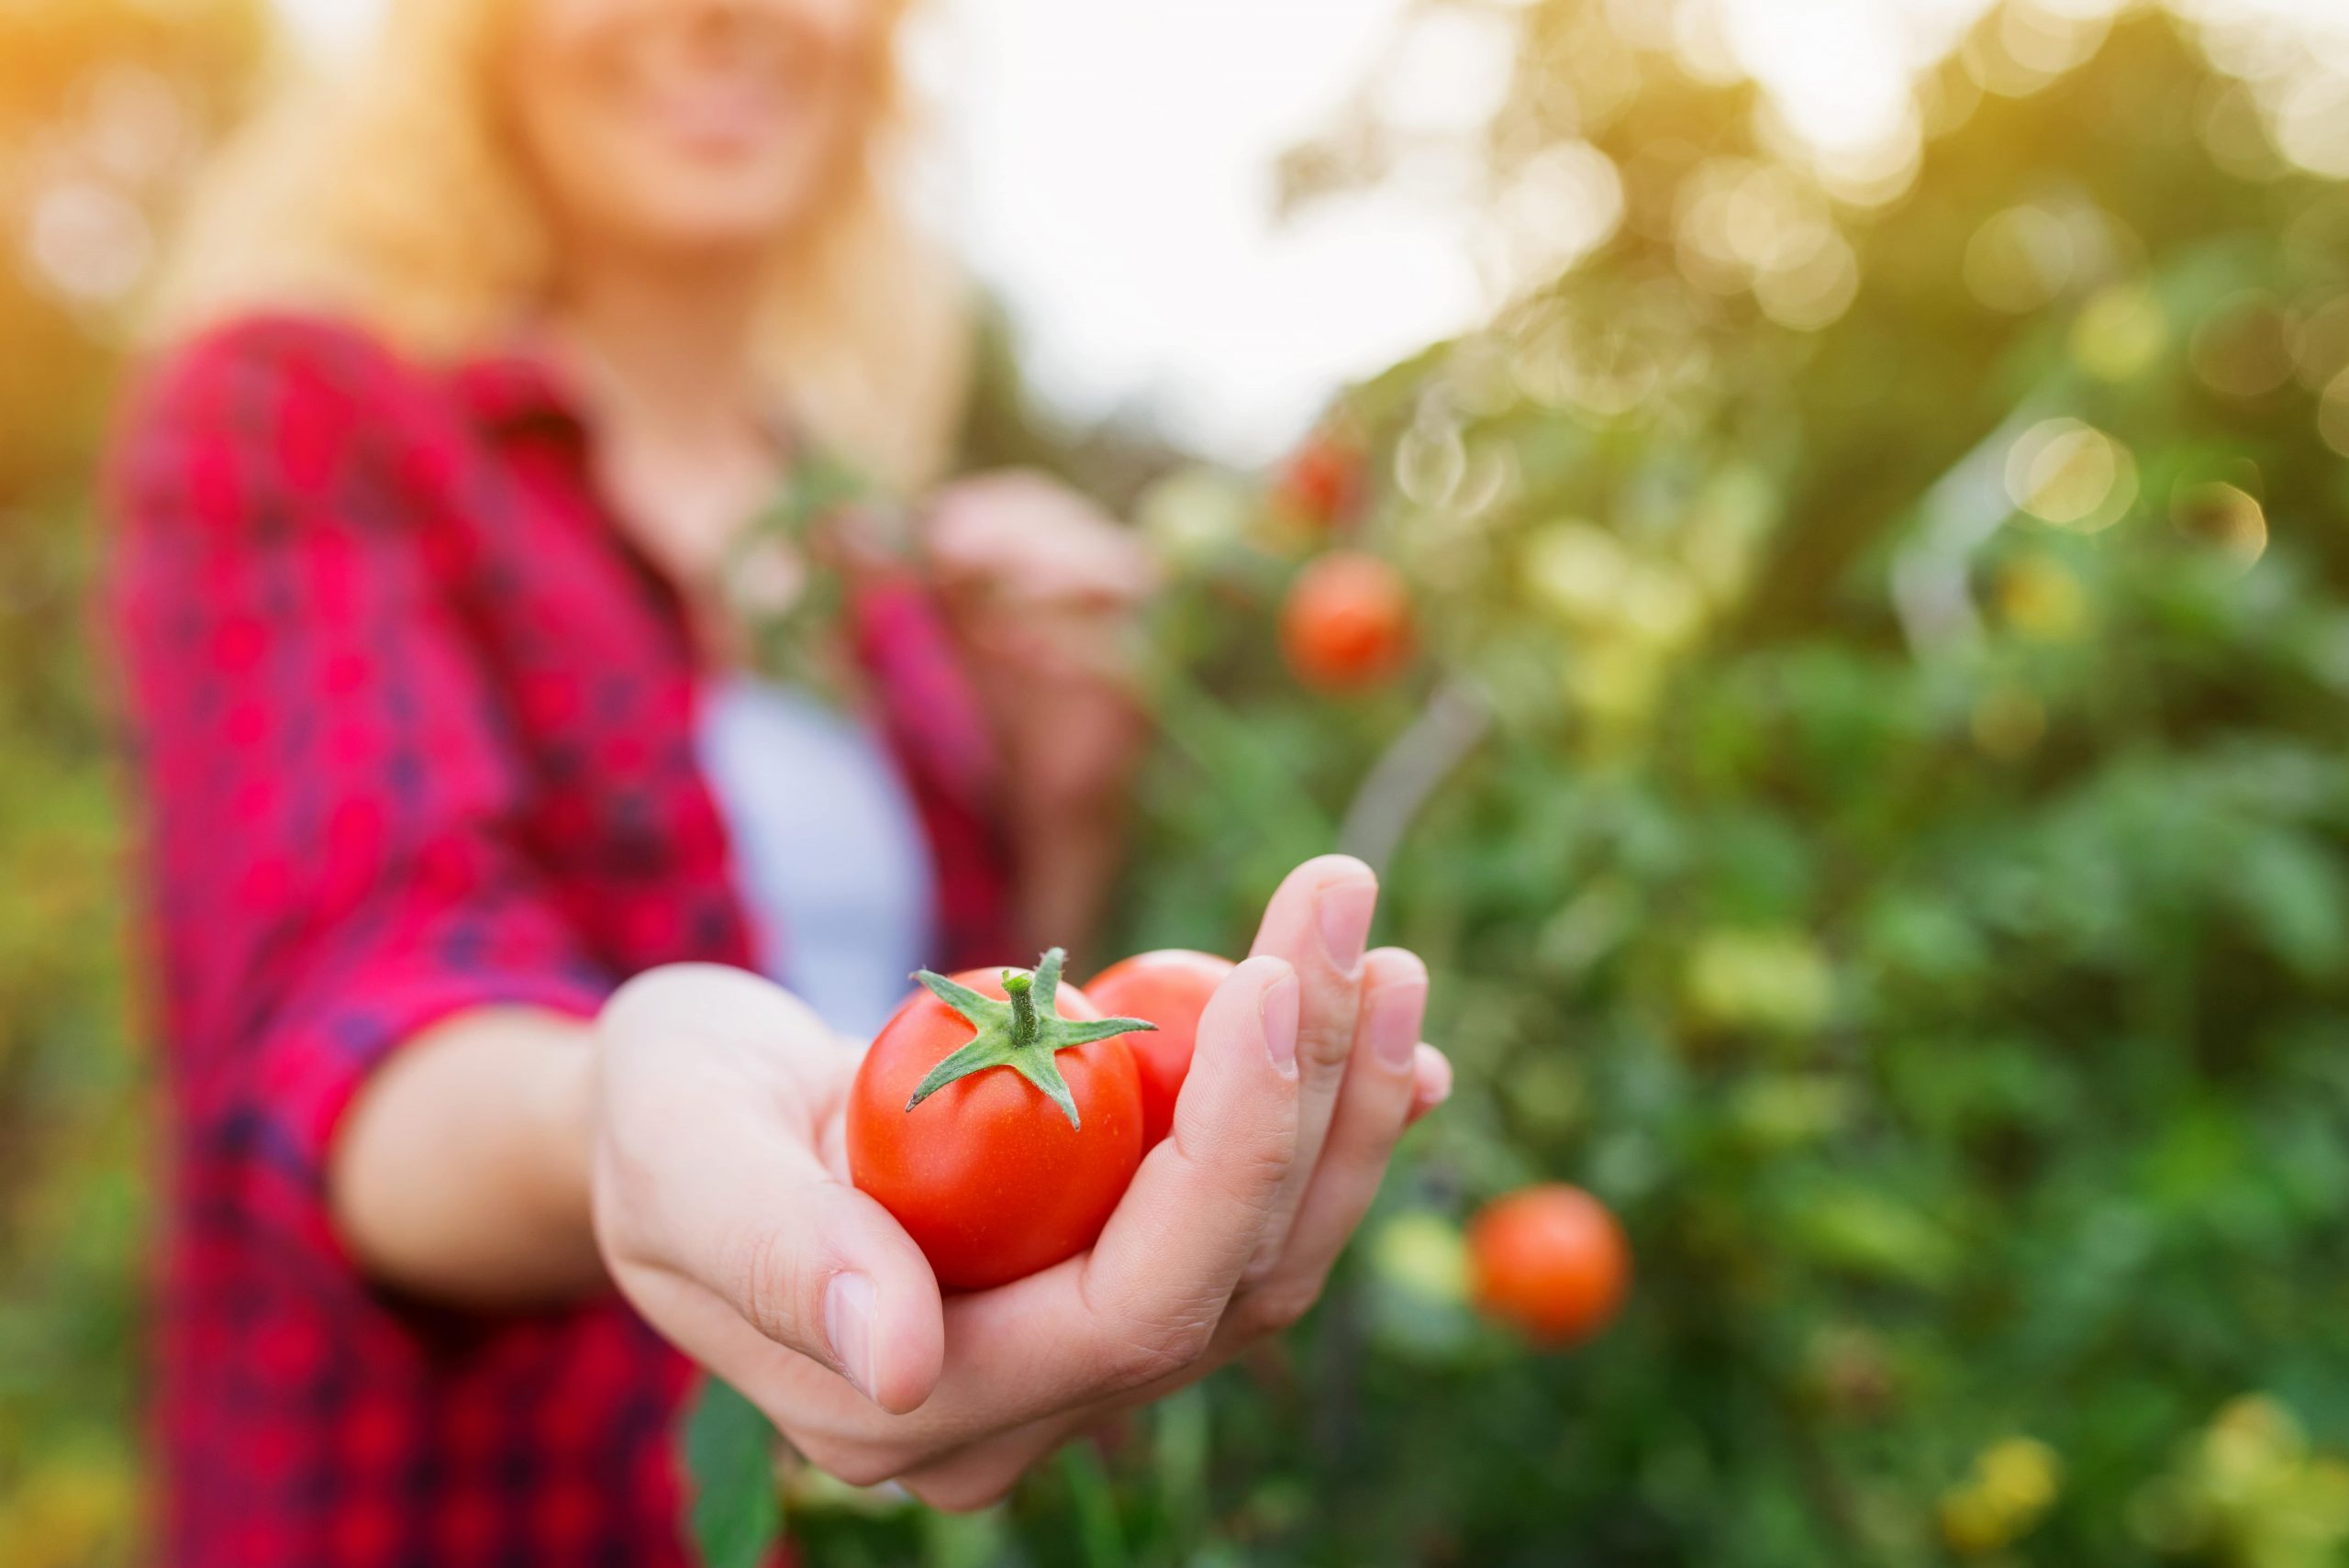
2204, 1394, 2305, 1501
1939, 1437, 2063, 1555
1938, 1484, 2013, 1556
1978, 1437, 2064, 1518
2136, 1396, 2349, 1564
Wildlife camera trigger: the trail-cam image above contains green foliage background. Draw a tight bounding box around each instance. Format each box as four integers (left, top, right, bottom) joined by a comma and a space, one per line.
7, 3, 2349, 1566
1080, 10, 2349, 1566
0, 4, 262, 1563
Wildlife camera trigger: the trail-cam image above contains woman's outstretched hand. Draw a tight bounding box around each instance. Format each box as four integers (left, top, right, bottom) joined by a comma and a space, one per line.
590, 855, 1449, 1507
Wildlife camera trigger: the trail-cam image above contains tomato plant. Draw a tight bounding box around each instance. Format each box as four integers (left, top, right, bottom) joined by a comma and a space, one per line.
1084, 949, 1235, 1147
1279, 550, 1413, 692
846, 949, 1153, 1291
1467, 1185, 1630, 1348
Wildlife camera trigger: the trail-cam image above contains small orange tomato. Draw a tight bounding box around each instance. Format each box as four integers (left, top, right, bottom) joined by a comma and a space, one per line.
1280, 550, 1413, 692
1085, 949, 1235, 1147
1468, 1184, 1631, 1347
1275, 432, 1364, 530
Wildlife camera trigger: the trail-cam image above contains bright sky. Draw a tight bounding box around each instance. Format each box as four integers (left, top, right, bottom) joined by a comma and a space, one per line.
918, 0, 1465, 456
271, 0, 2346, 462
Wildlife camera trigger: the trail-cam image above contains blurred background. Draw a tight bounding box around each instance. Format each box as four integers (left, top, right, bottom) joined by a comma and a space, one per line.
9, 0, 2349, 1563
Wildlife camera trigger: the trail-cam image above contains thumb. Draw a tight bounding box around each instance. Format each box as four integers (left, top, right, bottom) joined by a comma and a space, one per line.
721, 1176, 946, 1417
595, 964, 946, 1414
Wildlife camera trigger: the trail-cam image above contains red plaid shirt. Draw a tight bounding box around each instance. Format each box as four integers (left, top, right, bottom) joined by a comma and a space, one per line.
106, 314, 1016, 1568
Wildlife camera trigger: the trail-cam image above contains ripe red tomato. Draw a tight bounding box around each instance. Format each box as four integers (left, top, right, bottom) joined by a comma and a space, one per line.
848, 951, 1152, 1292
1281, 551, 1414, 692
1085, 950, 1235, 1148
1468, 1184, 1631, 1347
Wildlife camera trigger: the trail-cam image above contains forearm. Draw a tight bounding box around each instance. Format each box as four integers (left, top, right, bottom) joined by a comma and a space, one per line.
1011, 795, 1128, 960
328, 1006, 605, 1307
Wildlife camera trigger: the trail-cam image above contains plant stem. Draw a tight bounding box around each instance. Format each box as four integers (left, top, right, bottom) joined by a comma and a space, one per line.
1338, 678, 1492, 875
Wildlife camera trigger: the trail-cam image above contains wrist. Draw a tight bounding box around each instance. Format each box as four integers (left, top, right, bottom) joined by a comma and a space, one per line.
1011, 779, 1130, 836
328, 1007, 610, 1305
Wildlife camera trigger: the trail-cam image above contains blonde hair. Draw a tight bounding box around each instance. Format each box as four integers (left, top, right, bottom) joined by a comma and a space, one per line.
151, 0, 968, 489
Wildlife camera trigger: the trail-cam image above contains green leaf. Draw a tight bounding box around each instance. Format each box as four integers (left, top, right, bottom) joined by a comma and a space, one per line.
1054, 1016, 1161, 1046
1059, 1442, 1128, 1568
1011, 1049, 1085, 1129
905, 1034, 1012, 1111
1030, 946, 1066, 1011
682, 1377, 783, 1568
915, 968, 1003, 1022
901, 952, 1154, 1125
2229, 828, 2349, 981
1785, 1184, 1961, 1291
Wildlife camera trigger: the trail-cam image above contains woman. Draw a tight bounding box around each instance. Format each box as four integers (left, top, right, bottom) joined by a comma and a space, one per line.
106, 2, 1450, 1565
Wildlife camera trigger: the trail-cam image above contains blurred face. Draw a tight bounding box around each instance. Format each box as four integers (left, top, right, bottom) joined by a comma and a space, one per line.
501, 0, 882, 264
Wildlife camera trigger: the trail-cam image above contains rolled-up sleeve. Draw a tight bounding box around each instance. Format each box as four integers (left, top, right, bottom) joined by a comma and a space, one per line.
107, 319, 609, 1262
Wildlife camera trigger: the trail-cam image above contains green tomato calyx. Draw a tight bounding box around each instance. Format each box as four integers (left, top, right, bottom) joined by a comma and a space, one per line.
903, 947, 1156, 1129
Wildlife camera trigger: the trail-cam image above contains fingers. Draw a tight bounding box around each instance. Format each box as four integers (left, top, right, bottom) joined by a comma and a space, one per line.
1061, 953, 1306, 1381
925, 472, 1158, 606
971, 959, 1445, 1434
615, 1178, 946, 1420
723, 1184, 947, 1417
1243, 951, 1430, 1320
1239, 854, 1377, 1279
1408, 1043, 1453, 1124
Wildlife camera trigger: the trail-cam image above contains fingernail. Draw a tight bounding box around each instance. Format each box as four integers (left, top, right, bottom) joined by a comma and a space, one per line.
824, 1272, 878, 1400
1407, 1050, 1453, 1124
1262, 973, 1300, 1076
1318, 881, 1375, 975
1368, 977, 1427, 1070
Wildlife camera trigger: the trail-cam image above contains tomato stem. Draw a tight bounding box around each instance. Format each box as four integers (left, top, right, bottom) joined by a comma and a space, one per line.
1003, 970, 1040, 1044
903, 949, 1158, 1129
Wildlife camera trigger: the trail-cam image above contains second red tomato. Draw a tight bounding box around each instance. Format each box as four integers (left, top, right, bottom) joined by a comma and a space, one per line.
1085, 949, 1235, 1147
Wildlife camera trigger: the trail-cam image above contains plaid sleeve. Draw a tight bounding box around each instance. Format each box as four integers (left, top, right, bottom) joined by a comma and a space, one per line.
850, 571, 1021, 968
107, 318, 610, 1264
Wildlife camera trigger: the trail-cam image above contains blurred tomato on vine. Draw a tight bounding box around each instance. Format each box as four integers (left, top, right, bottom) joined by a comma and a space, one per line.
1272, 429, 1366, 532
1469, 1184, 1631, 1347
1281, 550, 1414, 692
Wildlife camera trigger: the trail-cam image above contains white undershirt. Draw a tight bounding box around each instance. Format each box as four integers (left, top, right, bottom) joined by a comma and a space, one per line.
696, 674, 937, 1040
